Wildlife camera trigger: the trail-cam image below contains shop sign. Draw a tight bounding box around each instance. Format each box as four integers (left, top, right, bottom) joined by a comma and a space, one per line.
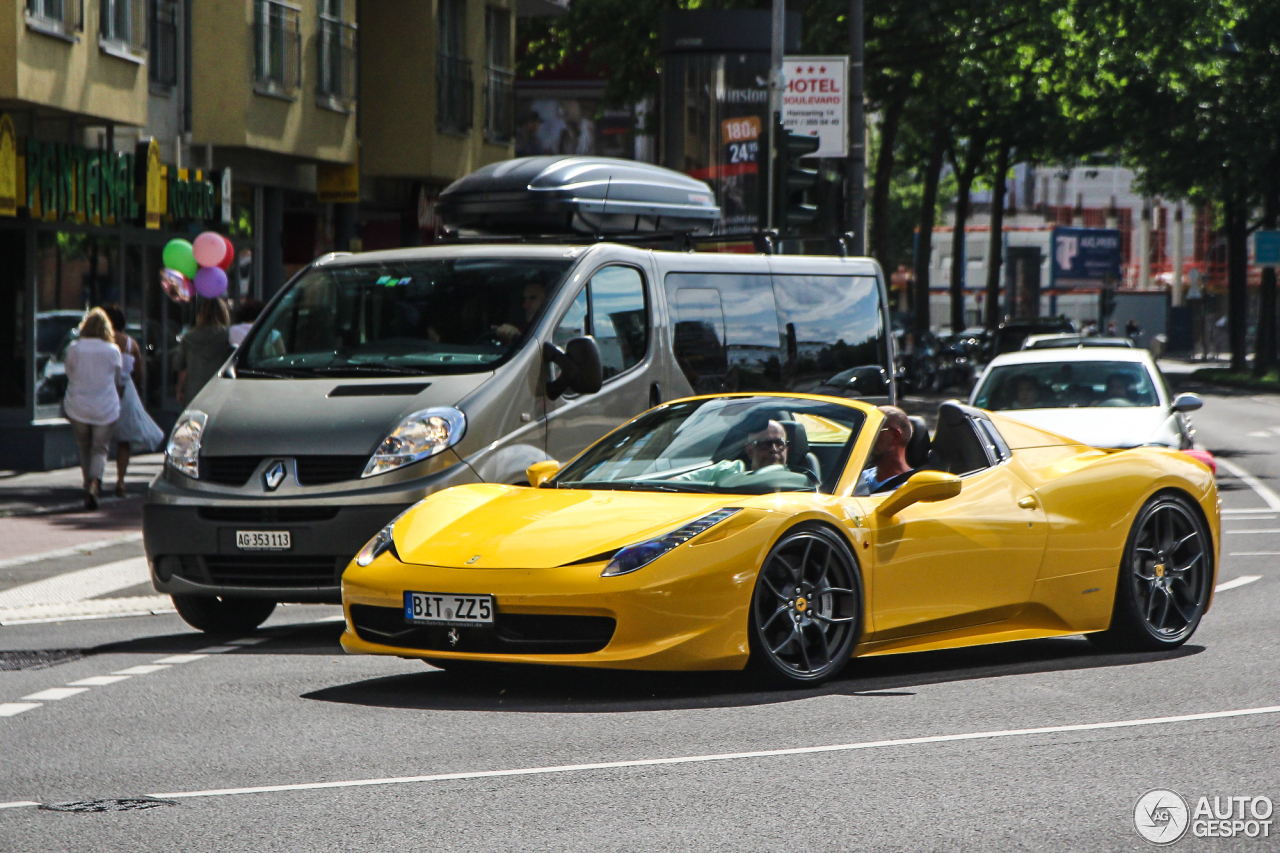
0, 114, 16, 217
781, 56, 848, 158
317, 149, 359, 204
1050, 226, 1122, 287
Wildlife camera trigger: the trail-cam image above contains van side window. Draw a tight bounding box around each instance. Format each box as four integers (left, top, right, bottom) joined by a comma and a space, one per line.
553, 286, 589, 350
665, 272, 782, 392
771, 275, 887, 392
672, 288, 728, 393
589, 266, 648, 380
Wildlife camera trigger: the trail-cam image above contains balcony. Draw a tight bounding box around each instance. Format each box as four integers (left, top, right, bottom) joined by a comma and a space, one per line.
316, 12, 357, 113
98, 0, 147, 63
484, 68, 514, 144
437, 53, 474, 134
24, 0, 81, 42
253, 0, 301, 100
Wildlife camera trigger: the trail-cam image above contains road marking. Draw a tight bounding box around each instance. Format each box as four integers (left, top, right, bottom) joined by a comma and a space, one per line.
1223, 515, 1277, 521
1224, 529, 1280, 535
154, 654, 208, 664
67, 676, 131, 687
1216, 458, 1280, 511
0, 801, 41, 809
1216, 575, 1262, 592
227, 638, 269, 646
21, 687, 88, 701
0, 703, 41, 717
1247, 430, 1272, 438
195, 646, 238, 654
0, 595, 176, 625
0, 557, 150, 609
1222, 508, 1279, 515
0, 532, 143, 571
1229, 551, 1280, 556
0, 704, 1250, 804
113, 665, 171, 675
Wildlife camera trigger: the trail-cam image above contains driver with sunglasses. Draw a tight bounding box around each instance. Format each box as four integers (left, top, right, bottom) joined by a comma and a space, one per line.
672, 417, 807, 487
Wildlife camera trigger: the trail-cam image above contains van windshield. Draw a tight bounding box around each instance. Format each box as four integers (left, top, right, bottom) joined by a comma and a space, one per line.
238, 257, 574, 376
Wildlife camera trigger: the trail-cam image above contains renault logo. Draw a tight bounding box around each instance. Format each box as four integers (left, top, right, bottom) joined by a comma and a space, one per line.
263, 460, 287, 491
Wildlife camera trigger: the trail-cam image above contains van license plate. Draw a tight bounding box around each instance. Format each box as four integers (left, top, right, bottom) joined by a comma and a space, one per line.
404, 592, 494, 626
235, 531, 292, 551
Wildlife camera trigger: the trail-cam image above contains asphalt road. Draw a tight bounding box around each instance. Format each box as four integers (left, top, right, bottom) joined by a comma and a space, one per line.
1, 386, 1277, 851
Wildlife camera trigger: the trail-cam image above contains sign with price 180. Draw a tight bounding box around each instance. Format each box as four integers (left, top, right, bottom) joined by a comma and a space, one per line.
722, 116, 761, 167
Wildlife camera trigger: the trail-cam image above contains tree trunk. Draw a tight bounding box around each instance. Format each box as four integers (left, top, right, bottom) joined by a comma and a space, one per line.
949, 159, 977, 335
1254, 157, 1279, 378
913, 136, 945, 336
1225, 192, 1249, 374
869, 85, 909, 274
984, 142, 1010, 331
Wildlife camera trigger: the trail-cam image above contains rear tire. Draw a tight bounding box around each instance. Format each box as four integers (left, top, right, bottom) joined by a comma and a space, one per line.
171, 594, 276, 634
1086, 493, 1212, 652
747, 525, 862, 687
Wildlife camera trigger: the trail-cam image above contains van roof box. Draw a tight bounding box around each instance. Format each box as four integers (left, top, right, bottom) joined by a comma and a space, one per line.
436, 156, 721, 237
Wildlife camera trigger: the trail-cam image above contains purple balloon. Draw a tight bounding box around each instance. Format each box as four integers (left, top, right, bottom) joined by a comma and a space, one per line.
193, 265, 228, 298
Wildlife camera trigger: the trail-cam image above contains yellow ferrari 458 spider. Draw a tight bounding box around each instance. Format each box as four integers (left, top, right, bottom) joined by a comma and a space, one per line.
341, 394, 1219, 686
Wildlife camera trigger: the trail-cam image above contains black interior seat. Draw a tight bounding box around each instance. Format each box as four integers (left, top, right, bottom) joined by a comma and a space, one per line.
905, 415, 930, 468
926, 402, 992, 475
779, 420, 821, 481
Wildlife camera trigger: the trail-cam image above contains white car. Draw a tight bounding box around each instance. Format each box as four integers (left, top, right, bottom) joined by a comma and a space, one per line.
1021, 333, 1135, 350
969, 348, 1204, 452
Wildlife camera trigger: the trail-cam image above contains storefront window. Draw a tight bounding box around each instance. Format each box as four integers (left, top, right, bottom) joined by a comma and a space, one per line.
0, 228, 25, 409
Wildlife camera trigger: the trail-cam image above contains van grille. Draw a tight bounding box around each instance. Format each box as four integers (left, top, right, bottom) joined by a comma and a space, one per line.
348, 604, 615, 654
295, 456, 369, 486
203, 556, 343, 587
201, 456, 260, 486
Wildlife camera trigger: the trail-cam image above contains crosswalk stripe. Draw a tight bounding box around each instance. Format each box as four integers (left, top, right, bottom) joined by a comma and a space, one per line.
0, 557, 149, 609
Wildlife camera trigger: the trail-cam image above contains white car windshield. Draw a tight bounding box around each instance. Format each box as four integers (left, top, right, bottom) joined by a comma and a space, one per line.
974, 361, 1160, 410
553, 396, 866, 495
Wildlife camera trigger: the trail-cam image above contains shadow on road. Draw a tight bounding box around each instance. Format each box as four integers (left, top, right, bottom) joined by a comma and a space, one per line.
86, 619, 347, 657
302, 637, 1204, 714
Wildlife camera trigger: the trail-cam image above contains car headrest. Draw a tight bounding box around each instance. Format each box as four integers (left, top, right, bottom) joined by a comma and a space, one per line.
905, 415, 930, 468
779, 420, 808, 469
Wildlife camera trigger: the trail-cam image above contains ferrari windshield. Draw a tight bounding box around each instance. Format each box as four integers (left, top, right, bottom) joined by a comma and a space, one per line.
553, 396, 865, 494
239, 257, 574, 376
975, 361, 1160, 410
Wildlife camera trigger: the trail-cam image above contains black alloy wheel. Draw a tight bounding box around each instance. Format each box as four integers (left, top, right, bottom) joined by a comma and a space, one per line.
1088, 493, 1212, 652
171, 594, 276, 633
748, 525, 862, 686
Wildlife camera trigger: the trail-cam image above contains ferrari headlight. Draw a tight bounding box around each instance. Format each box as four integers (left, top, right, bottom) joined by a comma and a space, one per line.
355, 509, 411, 567
363, 407, 466, 478
165, 411, 207, 479
601, 509, 741, 577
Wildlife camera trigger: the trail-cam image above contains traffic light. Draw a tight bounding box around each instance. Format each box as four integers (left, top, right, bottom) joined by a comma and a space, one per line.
772, 121, 820, 232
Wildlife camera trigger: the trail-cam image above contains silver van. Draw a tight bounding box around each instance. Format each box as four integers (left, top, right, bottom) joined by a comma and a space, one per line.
144, 243, 894, 632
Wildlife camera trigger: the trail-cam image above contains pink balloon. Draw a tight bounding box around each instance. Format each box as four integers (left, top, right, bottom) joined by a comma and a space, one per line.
217, 235, 235, 271
194, 265, 228, 299
193, 231, 228, 268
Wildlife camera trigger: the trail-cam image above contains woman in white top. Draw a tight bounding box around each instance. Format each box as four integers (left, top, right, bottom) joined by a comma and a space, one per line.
64, 308, 123, 510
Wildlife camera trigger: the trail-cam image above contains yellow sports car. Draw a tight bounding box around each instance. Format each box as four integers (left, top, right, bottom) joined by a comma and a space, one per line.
340, 394, 1219, 686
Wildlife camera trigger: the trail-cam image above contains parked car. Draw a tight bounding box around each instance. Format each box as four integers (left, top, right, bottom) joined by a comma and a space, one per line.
969, 348, 1205, 455
1022, 333, 1135, 350
992, 317, 1077, 356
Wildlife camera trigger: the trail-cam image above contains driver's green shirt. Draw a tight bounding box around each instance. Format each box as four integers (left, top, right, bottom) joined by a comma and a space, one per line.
671, 460, 811, 489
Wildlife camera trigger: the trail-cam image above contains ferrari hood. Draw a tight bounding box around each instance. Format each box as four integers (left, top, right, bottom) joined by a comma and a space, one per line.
995, 407, 1175, 449
393, 484, 746, 569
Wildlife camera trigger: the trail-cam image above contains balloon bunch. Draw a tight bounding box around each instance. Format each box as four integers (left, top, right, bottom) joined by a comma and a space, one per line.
161, 232, 234, 303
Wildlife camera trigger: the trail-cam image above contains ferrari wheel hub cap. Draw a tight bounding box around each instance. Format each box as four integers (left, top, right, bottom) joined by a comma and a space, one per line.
794, 597, 808, 613
1154, 564, 1165, 578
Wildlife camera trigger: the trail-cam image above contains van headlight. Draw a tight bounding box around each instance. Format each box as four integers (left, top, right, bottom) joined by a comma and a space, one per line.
601, 509, 741, 577
355, 509, 410, 567
363, 407, 466, 477
165, 411, 207, 479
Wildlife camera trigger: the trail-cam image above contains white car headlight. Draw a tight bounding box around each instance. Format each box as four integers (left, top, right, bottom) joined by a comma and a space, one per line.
165, 411, 207, 479
601, 509, 742, 577
354, 508, 411, 567
363, 407, 466, 478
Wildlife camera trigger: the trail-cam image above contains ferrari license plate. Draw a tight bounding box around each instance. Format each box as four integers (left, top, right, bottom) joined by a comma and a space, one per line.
235, 530, 292, 551
404, 591, 494, 626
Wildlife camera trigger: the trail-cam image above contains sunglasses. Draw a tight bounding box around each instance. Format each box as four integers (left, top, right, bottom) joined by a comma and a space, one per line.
748, 438, 788, 451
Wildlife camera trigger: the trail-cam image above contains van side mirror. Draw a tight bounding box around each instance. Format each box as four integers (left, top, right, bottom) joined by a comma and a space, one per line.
1171, 393, 1202, 413
875, 470, 962, 518
526, 460, 560, 488
543, 337, 604, 400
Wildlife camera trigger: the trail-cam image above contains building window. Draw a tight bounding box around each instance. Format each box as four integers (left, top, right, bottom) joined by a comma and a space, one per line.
484, 7, 513, 143
148, 0, 177, 88
316, 0, 357, 111
253, 0, 301, 98
100, 0, 146, 58
436, 0, 473, 133
25, 0, 82, 40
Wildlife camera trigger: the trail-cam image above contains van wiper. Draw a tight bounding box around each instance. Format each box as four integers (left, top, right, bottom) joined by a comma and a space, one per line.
310, 364, 434, 376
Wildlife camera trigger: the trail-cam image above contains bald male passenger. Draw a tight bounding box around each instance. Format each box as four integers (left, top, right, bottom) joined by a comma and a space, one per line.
859, 405, 916, 494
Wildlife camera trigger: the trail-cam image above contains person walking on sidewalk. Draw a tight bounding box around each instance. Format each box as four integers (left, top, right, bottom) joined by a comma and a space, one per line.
63, 308, 122, 510
103, 305, 164, 496
175, 298, 233, 405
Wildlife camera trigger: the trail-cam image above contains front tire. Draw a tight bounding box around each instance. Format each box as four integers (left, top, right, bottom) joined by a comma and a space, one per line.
747, 525, 862, 686
1087, 493, 1212, 652
171, 594, 276, 634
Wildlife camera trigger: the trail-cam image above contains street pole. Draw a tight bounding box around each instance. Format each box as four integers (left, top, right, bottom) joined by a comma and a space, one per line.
846, 0, 865, 254
766, 0, 786, 231
1172, 204, 1185, 307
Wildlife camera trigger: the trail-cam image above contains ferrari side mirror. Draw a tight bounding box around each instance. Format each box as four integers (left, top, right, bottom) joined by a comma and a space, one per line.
1171, 393, 1203, 413
526, 460, 561, 488
876, 470, 962, 518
